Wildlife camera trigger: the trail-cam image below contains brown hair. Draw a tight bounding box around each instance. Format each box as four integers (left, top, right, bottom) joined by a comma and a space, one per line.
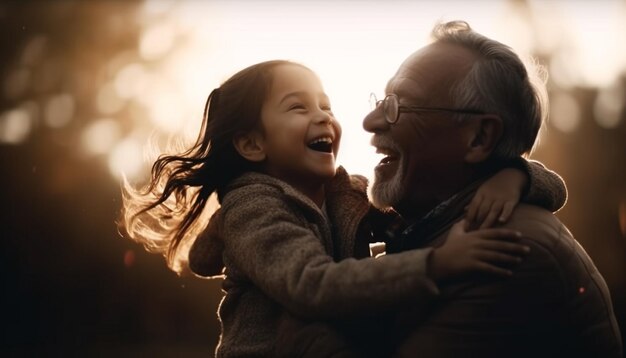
119, 60, 305, 271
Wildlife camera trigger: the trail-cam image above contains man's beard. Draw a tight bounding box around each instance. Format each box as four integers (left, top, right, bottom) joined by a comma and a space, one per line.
369, 156, 405, 211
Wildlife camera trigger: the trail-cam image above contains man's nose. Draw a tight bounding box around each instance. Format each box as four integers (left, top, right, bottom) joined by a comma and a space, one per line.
363, 107, 388, 133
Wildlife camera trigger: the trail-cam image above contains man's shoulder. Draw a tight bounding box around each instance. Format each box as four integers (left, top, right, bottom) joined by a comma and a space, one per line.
498, 204, 600, 292
501, 203, 574, 255
505, 203, 562, 228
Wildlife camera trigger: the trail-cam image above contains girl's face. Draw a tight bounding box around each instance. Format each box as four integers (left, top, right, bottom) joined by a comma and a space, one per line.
258, 64, 342, 189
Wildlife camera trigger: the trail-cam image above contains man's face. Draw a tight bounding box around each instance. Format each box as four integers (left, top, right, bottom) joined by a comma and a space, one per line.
363, 42, 477, 218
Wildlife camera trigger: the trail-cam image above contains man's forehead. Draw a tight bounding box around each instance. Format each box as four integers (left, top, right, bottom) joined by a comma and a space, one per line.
385, 42, 476, 100
385, 75, 424, 100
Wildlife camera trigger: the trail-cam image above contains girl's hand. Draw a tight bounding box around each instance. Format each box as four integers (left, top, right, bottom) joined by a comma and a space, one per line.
465, 168, 528, 230
428, 220, 530, 282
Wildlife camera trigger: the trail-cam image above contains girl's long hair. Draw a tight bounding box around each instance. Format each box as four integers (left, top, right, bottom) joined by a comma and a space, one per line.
119, 60, 297, 273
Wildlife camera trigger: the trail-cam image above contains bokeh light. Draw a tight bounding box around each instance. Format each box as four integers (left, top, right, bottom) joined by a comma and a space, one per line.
550, 92, 581, 133
96, 82, 125, 114
0, 107, 33, 144
20, 34, 48, 66
114, 63, 149, 100
81, 118, 122, 156
594, 80, 625, 129
44, 93, 74, 128
139, 23, 176, 61
108, 136, 144, 180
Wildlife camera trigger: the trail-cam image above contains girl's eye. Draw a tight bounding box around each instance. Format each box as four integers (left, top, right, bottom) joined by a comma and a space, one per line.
289, 104, 306, 110
321, 105, 334, 116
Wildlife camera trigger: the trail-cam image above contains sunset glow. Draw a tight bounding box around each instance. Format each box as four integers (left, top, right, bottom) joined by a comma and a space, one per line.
92, 0, 624, 181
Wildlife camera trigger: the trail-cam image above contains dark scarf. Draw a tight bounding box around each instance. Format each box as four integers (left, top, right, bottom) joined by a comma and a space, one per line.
386, 178, 485, 253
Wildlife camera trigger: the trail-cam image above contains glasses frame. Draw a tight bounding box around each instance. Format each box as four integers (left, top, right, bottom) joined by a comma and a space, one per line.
370, 93, 487, 124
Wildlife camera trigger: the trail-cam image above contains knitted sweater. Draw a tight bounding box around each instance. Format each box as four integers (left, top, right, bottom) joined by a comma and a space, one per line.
189, 167, 439, 357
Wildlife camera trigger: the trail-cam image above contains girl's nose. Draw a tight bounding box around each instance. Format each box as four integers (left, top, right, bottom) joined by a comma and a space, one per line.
314, 109, 333, 124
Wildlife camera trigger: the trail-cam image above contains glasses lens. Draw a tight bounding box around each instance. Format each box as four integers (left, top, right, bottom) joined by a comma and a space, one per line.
369, 93, 379, 110
384, 94, 398, 123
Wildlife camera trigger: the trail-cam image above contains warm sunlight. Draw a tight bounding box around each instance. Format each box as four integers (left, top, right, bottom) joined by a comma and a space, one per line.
94, 0, 626, 182
3, 2, 625, 355
113, 0, 513, 181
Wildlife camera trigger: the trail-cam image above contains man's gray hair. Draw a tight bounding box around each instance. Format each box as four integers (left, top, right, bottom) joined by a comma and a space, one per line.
432, 20, 548, 160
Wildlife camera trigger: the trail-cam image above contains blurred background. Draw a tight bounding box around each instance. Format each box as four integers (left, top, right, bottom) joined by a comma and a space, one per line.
1, 0, 624, 356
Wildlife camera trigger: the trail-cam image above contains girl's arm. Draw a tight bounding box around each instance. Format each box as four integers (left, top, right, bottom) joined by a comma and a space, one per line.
221, 188, 525, 320
519, 159, 567, 210
466, 159, 567, 230
222, 190, 435, 319
429, 220, 528, 281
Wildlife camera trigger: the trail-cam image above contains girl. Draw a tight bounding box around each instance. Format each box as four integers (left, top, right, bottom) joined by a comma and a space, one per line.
120, 60, 565, 357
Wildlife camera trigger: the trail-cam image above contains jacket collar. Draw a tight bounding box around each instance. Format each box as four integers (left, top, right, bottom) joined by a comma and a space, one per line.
387, 178, 485, 253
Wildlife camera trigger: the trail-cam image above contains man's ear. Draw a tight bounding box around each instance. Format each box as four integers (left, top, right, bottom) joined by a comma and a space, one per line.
233, 131, 266, 162
464, 115, 503, 163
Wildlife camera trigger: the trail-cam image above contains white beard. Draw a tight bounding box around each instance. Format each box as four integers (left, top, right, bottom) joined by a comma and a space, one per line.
369, 158, 405, 211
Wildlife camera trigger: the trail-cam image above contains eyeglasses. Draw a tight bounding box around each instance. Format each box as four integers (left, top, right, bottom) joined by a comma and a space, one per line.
369, 93, 487, 124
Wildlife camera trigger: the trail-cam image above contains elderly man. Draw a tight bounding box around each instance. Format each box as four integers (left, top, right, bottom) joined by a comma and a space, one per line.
362, 20, 622, 357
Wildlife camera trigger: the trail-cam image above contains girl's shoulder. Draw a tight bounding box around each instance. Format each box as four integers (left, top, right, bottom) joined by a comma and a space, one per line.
330, 166, 369, 195
222, 171, 318, 212
222, 172, 285, 204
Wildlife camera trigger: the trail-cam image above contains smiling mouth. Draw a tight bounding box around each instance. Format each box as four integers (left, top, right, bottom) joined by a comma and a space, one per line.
377, 148, 399, 166
307, 136, 333, 153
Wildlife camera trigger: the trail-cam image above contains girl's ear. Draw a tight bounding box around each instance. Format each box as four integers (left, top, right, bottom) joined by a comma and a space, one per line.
464, 114, 503, 163
233, 131, 266, 162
